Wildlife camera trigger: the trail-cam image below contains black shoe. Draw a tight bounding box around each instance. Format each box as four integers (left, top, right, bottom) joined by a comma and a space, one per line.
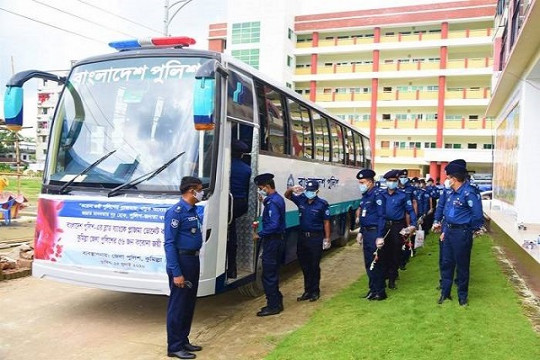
459, 298, 468, 306
363, 291, 373, 299
388, 280, 397, 289
399, 265, 407, 270
437, 295, 452, 304
309, 293, 320, 302
370, 293, 387, 301
168, 350, 196, 359
297, 292, 311, 301
256, 307, 281, 317
183, 343, 202, 352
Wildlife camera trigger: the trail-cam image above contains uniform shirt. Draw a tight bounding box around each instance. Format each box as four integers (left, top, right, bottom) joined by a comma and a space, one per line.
358, 186, 386, 238
426, 184, 440, 209
418, 188, 431, 216
259, 191, 286, 237
230, 158, 252, 199
414, 188, 426, 216
434, 187, 452, 229
436, 181, 484, 231
380, 189, 417, 226
290, 194, 330, 232
164, 199, 203, 277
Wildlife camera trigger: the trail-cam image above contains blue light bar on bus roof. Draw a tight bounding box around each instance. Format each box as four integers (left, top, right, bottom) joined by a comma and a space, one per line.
108, 36, 196, 51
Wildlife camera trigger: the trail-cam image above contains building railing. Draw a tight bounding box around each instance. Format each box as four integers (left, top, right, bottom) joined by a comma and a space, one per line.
296, 28, 492, 48
373, 118, 493, 130
312, 88, 489, 102
295, 57, 492, 75
377, 148, 425, 158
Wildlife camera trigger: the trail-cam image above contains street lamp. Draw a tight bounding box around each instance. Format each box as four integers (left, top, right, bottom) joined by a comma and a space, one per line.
163, 0, 194, 36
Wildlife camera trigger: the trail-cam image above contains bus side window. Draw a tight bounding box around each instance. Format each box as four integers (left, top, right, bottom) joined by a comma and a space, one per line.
363, 135, 372, 168
353, 132, 365, 167
255, 82, 288, 155
329, 120, 344, 164
227, 69, 254, 125
287, 98, 313, 159
344, 127, 355, 166
312, 112, 331, 162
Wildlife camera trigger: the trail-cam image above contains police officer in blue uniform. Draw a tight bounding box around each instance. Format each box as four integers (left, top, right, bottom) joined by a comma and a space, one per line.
285, 180, 331, 302
356, 169, 387, 300
227, 139, 252, 279
380, 170, 417, 290
254, 173, 286, 316
432, 159, 484, 306
398, 169, 418, 215
164, 176, 204, 359
423, 178, 439, 234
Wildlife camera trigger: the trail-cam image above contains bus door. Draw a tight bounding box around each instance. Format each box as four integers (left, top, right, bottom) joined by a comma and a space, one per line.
226, 120, 258, 283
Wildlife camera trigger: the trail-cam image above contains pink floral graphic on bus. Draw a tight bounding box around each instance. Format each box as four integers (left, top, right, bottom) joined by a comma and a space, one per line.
34, 198, 64, 261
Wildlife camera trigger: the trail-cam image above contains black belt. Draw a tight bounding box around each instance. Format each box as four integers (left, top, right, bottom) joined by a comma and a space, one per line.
446, 223, 470, 229
301, 231, 323, 238
262, 233, 283, 240
386, 219, 405, 226
178, 249, 200, 256
361, 226, 377, 231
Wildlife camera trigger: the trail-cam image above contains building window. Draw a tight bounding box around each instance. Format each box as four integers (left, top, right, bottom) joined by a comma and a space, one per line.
287, 55, 292, 67
469, 115, 479, 120
381, 141, 390, 148
231, 49, 260, 69
288, 28, 293, 40
231, 22, 260, 44
409, 142, 421, 149
286, 82, 292, 88
382, 114, 391, 121
424, 142, 436, 148
483, 144, 494, 149
468, 143, 477, 149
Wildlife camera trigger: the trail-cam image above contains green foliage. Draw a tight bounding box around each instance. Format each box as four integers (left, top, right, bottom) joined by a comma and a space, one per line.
267, 234, 540, 360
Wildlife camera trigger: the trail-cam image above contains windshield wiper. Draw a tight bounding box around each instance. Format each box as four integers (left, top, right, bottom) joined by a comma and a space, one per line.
107, 151, 186, 198
58, 150, 117, 194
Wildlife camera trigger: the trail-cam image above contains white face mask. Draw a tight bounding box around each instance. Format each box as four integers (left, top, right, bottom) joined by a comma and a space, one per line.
444, 179, 452, 189
193, 190, 204, 202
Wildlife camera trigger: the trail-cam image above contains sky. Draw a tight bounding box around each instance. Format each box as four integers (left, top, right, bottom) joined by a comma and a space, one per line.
0, 0, 225, 137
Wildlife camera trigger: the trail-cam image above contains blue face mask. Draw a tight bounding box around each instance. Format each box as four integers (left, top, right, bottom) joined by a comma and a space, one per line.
358, 184, 368, 194
399, 177, 408, 185
305, 191, 317, 199
387, 181, 398, 190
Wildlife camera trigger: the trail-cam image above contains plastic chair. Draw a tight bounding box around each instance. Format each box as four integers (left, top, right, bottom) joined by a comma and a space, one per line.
0, 199, 15, 225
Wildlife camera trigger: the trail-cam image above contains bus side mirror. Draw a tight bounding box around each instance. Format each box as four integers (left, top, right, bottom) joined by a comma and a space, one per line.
3, 86, 24, 132
193, 60, 227, 131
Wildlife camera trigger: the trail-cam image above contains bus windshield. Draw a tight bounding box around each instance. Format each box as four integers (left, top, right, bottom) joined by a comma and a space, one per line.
45, 56, 215, 193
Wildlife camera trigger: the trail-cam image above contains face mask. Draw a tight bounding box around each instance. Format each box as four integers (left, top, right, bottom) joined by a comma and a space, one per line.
444, 179, 451, 189
399, 177, 408, 185
193, 190, 204, 202
358, 184, 368, 194
258, 188, 268, 197
387, 181, 398, 190
305, 190, 317, 199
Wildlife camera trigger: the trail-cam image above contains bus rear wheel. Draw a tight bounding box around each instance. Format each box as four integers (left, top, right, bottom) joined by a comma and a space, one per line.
238, 254, 264, 297
334, 213, 352, 247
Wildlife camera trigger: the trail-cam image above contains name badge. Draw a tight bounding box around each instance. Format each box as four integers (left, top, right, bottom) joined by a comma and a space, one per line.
362, 209, 367, 217
191, 228, 197, 234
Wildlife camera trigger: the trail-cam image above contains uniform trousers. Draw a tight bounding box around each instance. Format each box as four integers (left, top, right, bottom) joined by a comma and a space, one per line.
227, 197, 248, 275
382, 219, 406, 282
261, 234, 285, 309
362, 228, 385, 295
167, 254, 200, 354
440, 226, 473, 301
297, 232, 323, 296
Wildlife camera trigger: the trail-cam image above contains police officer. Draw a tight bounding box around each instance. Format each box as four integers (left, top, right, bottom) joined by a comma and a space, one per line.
285, 180, 331, 302
227, 139, 252, 279
356, 169, 387, 300
164, 176, 204, 359
254, 173, 286, 316
432, 159, 484, 306
398, 169, 418, 215
379, 170, 417, 290
423, 178, 439, 234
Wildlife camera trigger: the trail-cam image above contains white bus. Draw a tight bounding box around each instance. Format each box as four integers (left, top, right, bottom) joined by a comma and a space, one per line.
3, 36, 371, 296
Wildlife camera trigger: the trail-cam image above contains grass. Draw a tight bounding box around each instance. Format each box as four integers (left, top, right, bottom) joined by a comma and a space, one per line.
266, 233, 540, 360
2, 175, 42, 204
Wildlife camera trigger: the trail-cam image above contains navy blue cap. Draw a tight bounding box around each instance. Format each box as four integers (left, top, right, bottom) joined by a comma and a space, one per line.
426, 178, 434, 183
232, 139, 249, 153
448, 159, 466, 168
419, 178, 426, 184
411, 177, 419, 183
399, 169, 408, 177
384, 169, 400, 179
254, 173, 274, 186
356, 169, 376, 180
305, 180, 319, 191
445, 162, 467, 176
180, 176, 202, 192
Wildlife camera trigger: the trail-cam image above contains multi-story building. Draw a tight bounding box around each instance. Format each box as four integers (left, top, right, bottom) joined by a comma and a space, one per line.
486, 0, 539, 225
208, 0, 496, 180
36, 74, 65, 165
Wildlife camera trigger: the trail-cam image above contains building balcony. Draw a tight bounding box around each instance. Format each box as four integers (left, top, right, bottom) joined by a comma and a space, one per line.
375, 147, 493, 165
295, 28, 492, 49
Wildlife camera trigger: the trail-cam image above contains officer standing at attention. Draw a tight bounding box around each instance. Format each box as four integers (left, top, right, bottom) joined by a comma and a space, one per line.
356, 169, 387, 300
254, 173, 286, 316
164, 176, 205, 359
423, 178, 439, 234
227, 139, 252, 279
432, 159, 484, 306
379, 170, 417, 290
398, 169, 418, 215
285, 180, 331, 302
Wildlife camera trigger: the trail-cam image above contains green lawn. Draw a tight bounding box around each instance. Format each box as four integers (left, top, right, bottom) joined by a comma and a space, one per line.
267, 234, 540, 360
2, 176, 42, 204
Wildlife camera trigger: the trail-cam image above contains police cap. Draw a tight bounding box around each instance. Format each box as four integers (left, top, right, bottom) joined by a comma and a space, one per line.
411, 177, 419, 183
254, 173, 274, 186
448, 159, 466, 168
305, 180, 319, 191
399, 169, 408, 177
383, 169, 400, 179
180, 176, 202, 193
445, 162, 467, 176
232, 139, 249, 153
419, 178, 426, 184
356, 169, 376, 180
426, 178, 434, 183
